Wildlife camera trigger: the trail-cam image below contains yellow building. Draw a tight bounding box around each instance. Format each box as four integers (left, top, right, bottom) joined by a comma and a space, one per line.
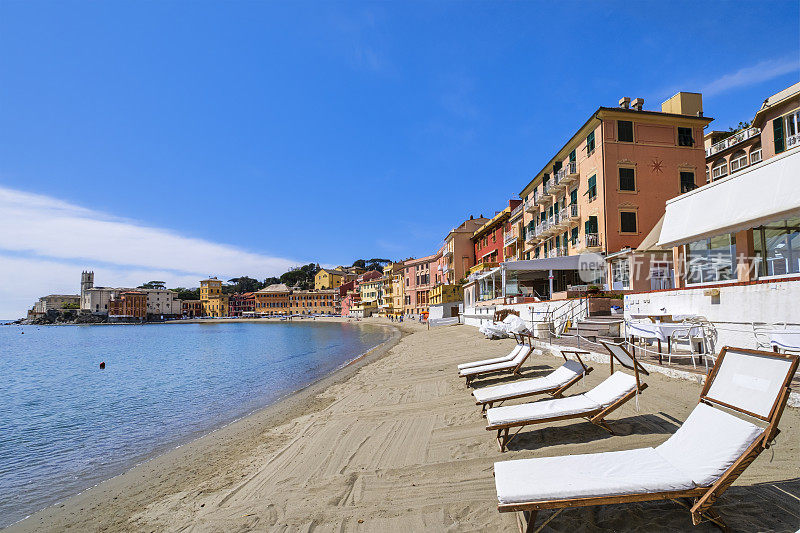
314, 269, 345, 290
288, 289, 337, 315
429, 284, 463, 305
200, 277, 229, 317
377, 274, 392, 316
383, 262, 405, 318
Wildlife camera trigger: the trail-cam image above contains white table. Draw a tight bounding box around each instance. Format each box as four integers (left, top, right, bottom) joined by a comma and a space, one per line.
626, 322, 701, 363
769, 329, 800, 352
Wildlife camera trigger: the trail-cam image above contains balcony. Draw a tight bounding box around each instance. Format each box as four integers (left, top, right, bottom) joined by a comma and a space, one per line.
524, 198, 538, 213
705, 127, 761, 157
504, 231, 518, 246
525, 228, 540, 244
535, 190, 551, 206
546, 173, 565, 195
547, 248, 568, 258
568, 203, 580, 221
509, 202, 524, 220
585, 232, 601, 249
559, 161, 579, 185
787, 132, 800, 151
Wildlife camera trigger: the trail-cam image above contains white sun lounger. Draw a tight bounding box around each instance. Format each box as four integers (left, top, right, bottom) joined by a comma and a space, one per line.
486, 343, 648, 451
460, 339, 538, 387
473, 351, 594, 411
493, 347, 799, 531
458, 341, 525, 371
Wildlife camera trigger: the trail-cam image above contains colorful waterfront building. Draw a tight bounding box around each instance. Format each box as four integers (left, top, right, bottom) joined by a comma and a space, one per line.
378, 261, 404, 317
428, 284, 463, 306
314, 269, 346, 290
512, 92, 711, 297
403, 253, 439, 317
108, 290, 147, 321
200, 277, 229, 317
473, 200, 522, 265
182, 300, 203, 318
229, 292, 256, 316
356, 277, 382, 317
288, 289, 337, 315
254, 284, 290, 316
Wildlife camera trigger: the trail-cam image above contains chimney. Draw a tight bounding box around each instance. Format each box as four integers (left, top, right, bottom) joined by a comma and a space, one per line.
618, 97, 630, 109
469, 215, 473, 220
632, 98, 644, 111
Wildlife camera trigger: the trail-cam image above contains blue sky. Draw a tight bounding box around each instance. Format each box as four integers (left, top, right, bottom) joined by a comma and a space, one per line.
0, 1, 798, 317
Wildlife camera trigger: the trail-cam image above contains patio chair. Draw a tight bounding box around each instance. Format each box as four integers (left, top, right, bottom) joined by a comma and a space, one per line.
473, 351, 594, 412
460, 335, 537, 387
493, 347, 799, 531
485, 342, 648, 452
458, 334, 527, 372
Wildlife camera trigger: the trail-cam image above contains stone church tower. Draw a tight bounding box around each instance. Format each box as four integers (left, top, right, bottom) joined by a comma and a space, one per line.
80, 271, 94, 308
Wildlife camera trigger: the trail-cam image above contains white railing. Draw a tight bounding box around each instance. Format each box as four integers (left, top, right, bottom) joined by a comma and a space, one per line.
786, 132, 800, 151
705, 127, 760, 157
569, 203, 579, 218
509, 202, 524, 219
504, 232, 517, 246
586, 232, 600, 248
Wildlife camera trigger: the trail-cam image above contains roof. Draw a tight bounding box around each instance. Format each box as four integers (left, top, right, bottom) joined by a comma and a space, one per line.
635, 214, 668, 252
472, 201, 521, 238
754, 82, 800, 124
318, 269, 345, 277
41, 294, 80, 299
259, 283, 290, 293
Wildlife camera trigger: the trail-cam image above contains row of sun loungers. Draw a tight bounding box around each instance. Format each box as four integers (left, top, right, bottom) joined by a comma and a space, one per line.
456, 332, 799, 531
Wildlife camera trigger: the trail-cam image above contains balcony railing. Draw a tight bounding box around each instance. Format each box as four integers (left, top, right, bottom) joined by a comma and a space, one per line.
524, 198, 538, 213
585, 232, 600, 248
705, 127, 761, 157
509, 202, 524, 219
786, 132, 800, 151
546, 172, 564, 194
504, 231, 518, 246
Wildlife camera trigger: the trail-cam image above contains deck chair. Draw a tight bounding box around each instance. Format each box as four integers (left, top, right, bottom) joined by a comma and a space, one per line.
460, 335, 536, 387
486, 342, 648, 452
473, 351, 594, 412
458, 334, 527, 372
494, 347, 799, 532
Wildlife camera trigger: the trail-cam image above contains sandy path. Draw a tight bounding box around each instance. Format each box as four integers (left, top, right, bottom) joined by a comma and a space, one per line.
10, 321, 800, 532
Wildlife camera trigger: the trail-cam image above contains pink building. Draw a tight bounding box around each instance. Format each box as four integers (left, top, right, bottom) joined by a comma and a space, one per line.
402, 253, 440, 317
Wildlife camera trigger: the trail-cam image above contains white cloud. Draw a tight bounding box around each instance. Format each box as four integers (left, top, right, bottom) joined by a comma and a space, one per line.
0, 185, 306, 318
702, 56, 800, 97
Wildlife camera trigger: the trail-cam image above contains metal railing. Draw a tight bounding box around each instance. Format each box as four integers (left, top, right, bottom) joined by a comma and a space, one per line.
705, 127, 761, 157
585, 232, 600, 248
504, 232, 518, 246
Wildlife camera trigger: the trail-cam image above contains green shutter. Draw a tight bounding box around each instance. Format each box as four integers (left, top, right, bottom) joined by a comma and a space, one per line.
774, 117, 785, 154
587, 131, 595, 152
569, 150, 576, 163
571, 226, 579, 242
570, 188, 578, 204
588, 175, 596, 188
585, 216, 598, 234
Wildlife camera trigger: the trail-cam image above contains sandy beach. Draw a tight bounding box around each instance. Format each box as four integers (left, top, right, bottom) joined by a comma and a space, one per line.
10, 319, 800, 532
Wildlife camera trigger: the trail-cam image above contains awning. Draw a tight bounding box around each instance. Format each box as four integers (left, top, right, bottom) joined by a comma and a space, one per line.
658, 150, 800, 247
501, 256, 583, 271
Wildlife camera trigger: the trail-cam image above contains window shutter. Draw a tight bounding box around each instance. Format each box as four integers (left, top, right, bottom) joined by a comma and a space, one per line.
774, 117, 785, 153
570, 188, 578, 204
569, 150, 576, 163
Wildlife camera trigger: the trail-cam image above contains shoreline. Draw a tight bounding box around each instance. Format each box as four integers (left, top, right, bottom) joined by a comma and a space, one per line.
7, 318, 409, 531
9, 321, 799, 532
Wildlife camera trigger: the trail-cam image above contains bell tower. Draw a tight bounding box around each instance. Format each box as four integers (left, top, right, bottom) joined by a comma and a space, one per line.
81, 271, 94, 301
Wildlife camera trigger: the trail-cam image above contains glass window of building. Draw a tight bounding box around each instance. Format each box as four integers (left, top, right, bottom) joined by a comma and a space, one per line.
729, 150, 748, 173
684, 234, 737, 284
753, 218, 800, 277
619, 167, 636, 191
617, 120, 634, 142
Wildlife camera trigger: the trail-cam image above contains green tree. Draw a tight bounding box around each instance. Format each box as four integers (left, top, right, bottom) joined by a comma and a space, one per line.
172, 287, 200, 300
139, 280, 166, 289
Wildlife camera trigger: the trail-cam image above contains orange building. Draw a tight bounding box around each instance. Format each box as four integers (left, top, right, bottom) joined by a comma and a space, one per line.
289, 289, 337, 315
254, 284, 290, 316
108, 291, 147, 320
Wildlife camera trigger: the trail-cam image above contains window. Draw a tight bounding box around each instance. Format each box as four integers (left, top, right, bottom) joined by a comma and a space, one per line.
711, 159, 728, 180
617, 120, 633, 142
750, 144, 762, 165
753, 217, 800, 277
586, 131, 595, 154
542, 173, 549, 190
611, 259, 630, 290
619, 167, 635, 191
569, 149, 576, 163
570, 188, 577, 205
729, 150, 747, 173
571, 226, 579, 246
620, 211, 637, 233
684, 234, 737, 284
587, 174, 597, 200
680, 171, 696, 193
678, 127, 694, 146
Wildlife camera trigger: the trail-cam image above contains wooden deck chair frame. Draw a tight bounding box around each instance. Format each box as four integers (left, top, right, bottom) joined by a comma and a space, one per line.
476, 350, 595, 412
464, 333, 535, 388
498, 347, 799, 532
488, 342, 649, 452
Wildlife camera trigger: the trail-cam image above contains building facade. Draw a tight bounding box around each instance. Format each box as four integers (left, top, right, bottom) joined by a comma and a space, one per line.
229, 292, 256, 316
254, 284, 290, 316
314, 269, 346, 290
182, 300, 203, 318
108, 291, 147, 321
403, 254, 439, 316
473, 201, 522, 265
288, 289, 337, 315
200, 277, 228, 317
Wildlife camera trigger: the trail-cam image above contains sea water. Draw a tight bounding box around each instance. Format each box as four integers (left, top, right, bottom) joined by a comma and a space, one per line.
0, 321, 391, 527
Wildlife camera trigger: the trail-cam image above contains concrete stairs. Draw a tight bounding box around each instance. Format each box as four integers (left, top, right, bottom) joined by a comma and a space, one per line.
563, 316, 624, 344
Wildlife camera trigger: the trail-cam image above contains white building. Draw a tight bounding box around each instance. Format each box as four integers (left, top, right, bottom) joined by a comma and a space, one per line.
80, 271, 180, 317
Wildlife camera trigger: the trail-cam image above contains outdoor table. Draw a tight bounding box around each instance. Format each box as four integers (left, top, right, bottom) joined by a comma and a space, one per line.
626, 322, 701, 364
769, 329, 800, 353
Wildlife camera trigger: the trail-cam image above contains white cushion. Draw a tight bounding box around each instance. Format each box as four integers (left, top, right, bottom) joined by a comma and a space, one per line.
495, 448, 695, 504
473, 360, 585, 404
486, 395, 598, 426
655, 403, 764, 487
458, 344, 522, 370
583, 371, 637, 407
459, 347, 532, 376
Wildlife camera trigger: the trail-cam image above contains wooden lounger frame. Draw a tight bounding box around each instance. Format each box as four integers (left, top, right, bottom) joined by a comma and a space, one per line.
476, 351, 595, 412
498, 347, 799, 532
464, 333, 535, 388
487, 342, 649, 452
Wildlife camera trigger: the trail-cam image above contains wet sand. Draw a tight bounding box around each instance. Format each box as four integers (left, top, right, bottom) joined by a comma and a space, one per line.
10, 319, 800, 532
